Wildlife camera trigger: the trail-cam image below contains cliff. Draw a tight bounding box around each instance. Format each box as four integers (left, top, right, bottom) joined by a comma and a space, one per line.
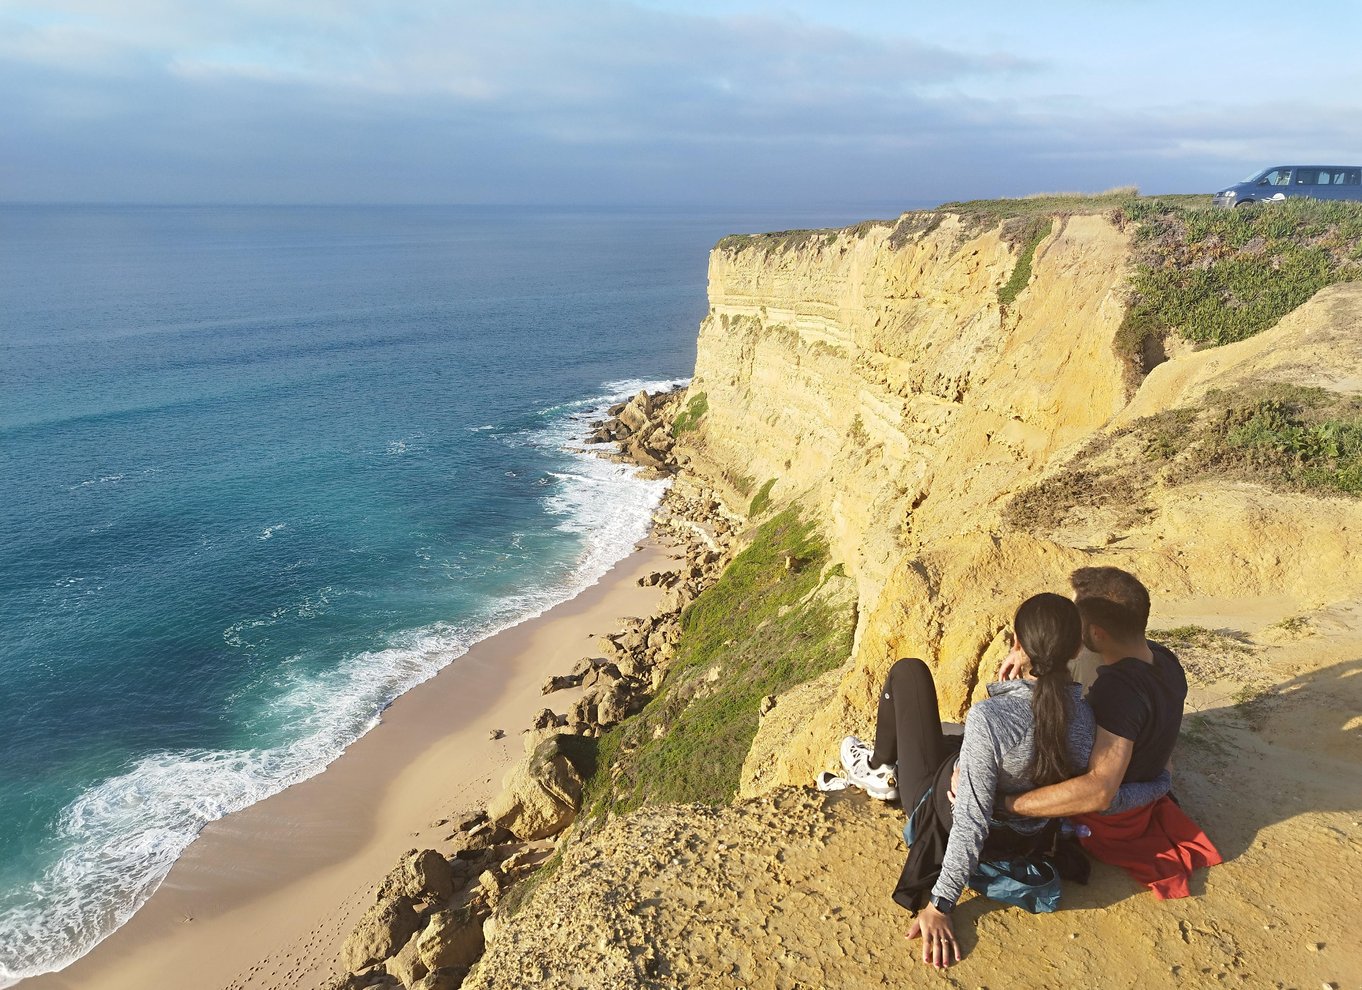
679, 210, 1362, 796
377, 201, 1362, 990
463, 202, 1362, 990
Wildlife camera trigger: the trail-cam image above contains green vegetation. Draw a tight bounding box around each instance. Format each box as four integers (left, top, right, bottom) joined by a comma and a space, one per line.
672, 391, 708, 434
581, 507, 854, 816
749, 478, 777, 517
938, 187, 1182, 227
1231, 680, 1275, 724
1153, 385, 1362, 496
717, 228, 838, 255
1116, 198, 1362, 366
1006, 384, 1362, 533
1152, 625, 1246, 651
997, 216, 1053, 307
1271, 614, 1311, 635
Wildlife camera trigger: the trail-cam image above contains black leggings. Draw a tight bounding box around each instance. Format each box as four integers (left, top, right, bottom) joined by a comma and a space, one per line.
871, 657, 957, 805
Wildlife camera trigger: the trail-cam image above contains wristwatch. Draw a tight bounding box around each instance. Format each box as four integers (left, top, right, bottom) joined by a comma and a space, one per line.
931, 896, 955, 915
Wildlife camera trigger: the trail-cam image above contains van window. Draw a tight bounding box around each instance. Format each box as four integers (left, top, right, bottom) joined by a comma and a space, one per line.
1259, 168, 1291, 186
1338, 169, 1362, 186
1295, 169, 1324, 185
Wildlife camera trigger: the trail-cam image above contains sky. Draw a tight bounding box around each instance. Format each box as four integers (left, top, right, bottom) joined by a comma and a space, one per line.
2, 0, 1359, 206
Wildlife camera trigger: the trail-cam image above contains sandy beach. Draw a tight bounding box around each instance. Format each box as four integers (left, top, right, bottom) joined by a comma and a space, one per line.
26, 537, 681, 990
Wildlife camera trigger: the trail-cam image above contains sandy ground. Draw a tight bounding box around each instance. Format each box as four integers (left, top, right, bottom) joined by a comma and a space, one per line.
468, 596, 1362, 990
25, 538, 681, 990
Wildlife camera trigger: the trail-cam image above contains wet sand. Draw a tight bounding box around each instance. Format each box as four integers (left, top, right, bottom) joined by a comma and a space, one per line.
27, 538, 679, 990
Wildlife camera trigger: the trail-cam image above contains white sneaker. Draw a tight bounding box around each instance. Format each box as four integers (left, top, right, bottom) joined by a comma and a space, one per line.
815, 770, 850, 792
839, 735, 898, 801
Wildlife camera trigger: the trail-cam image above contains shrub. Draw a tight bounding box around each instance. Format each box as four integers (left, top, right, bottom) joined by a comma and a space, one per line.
1118, 198, 1362, 349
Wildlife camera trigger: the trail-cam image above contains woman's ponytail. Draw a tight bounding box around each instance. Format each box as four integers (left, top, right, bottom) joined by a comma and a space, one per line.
1013, 593, 1083, 788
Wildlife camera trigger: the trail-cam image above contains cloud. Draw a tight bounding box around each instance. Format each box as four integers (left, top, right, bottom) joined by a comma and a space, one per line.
0, 1, 1357, 204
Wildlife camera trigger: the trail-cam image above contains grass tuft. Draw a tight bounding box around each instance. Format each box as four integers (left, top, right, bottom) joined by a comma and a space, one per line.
1006, 384, 1362, 533
997, 216, 1053, 307
672, 391, 708, 434
749, 478, 777, 518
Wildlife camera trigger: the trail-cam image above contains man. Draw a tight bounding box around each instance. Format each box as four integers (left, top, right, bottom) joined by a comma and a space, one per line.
996, 566, 1220, 897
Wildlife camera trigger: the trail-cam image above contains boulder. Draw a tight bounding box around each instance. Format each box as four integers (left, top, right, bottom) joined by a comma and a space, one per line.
452, 810, 487, 833
625, 437, 666, 469
617, 391, 653, 433
656, 588, 685, 615
485, 735, 585, 840
529, 708, 565, 730
385, 932, 429, 988
322, 975, 401, 990
579, 661, 621, 690
416, 908, 486, 972
378, 848, 454, 903
411, 968, 469, 990
447, 823, 512, 859
540, 673, 580, 695
595, 682, 638, 726
342, 895, 421, 973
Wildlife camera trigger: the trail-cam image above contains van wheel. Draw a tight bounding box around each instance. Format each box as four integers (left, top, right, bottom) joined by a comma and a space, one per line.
1234, 199, 1257, 208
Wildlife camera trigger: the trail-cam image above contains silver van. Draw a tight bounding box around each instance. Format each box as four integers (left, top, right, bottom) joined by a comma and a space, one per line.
1213, 165, 1362, 208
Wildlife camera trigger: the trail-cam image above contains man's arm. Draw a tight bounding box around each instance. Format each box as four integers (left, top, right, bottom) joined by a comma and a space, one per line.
1001, 728, 1134, 817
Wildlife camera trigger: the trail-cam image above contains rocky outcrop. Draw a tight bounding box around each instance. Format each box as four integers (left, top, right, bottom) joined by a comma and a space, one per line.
486, 736, 585, 841
342, 896, 422, 974
587, 388, 685, 477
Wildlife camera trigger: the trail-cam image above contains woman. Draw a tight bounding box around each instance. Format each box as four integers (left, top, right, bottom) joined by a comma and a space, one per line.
839, 593, 1169, 968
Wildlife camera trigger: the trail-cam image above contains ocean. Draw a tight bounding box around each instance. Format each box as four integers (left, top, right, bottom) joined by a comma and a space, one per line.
0, 203, 898, 983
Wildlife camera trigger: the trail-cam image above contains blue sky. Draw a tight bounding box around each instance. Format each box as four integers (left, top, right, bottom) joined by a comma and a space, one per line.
2, 0, 1358, 205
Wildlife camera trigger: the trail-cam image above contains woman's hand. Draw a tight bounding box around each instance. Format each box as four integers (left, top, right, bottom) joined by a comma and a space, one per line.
906, 904, 961, 968
996, 640, 1030, 681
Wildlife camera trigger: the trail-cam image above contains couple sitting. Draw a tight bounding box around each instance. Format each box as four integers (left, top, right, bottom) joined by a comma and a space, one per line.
838, 566, 1221, 968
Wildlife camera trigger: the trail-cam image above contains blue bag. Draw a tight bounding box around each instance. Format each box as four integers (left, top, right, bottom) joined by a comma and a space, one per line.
966, 856, 1062, 914
900, 791, 1063, 914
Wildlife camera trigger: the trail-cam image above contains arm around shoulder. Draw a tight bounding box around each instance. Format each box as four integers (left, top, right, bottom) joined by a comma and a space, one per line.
1006, 729, 1134, 818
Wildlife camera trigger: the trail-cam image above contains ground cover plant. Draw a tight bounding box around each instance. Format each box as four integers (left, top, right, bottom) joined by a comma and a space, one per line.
1115, 198, 1362, 369
1006, 384, 1362, 533
997, 215, 1053, 307
582, 506, 854, 816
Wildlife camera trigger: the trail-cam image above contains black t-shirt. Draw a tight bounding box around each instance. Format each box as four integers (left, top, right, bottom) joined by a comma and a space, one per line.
1086, 642, 1187, 782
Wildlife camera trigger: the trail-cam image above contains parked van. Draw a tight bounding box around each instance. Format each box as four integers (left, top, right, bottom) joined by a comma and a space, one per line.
1213, 165, 1362, 207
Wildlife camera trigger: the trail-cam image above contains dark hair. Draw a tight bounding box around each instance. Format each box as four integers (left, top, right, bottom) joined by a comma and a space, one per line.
1014, 593, 1082, 788
1070, 566, 1151, 643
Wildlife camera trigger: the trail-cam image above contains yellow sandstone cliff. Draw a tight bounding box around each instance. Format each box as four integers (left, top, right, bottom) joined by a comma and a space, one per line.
677, 213, 1362, 797
464, 210, 1362, 990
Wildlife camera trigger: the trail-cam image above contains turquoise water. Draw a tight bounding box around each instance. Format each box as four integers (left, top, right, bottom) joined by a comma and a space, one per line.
0, 204, 892, 982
